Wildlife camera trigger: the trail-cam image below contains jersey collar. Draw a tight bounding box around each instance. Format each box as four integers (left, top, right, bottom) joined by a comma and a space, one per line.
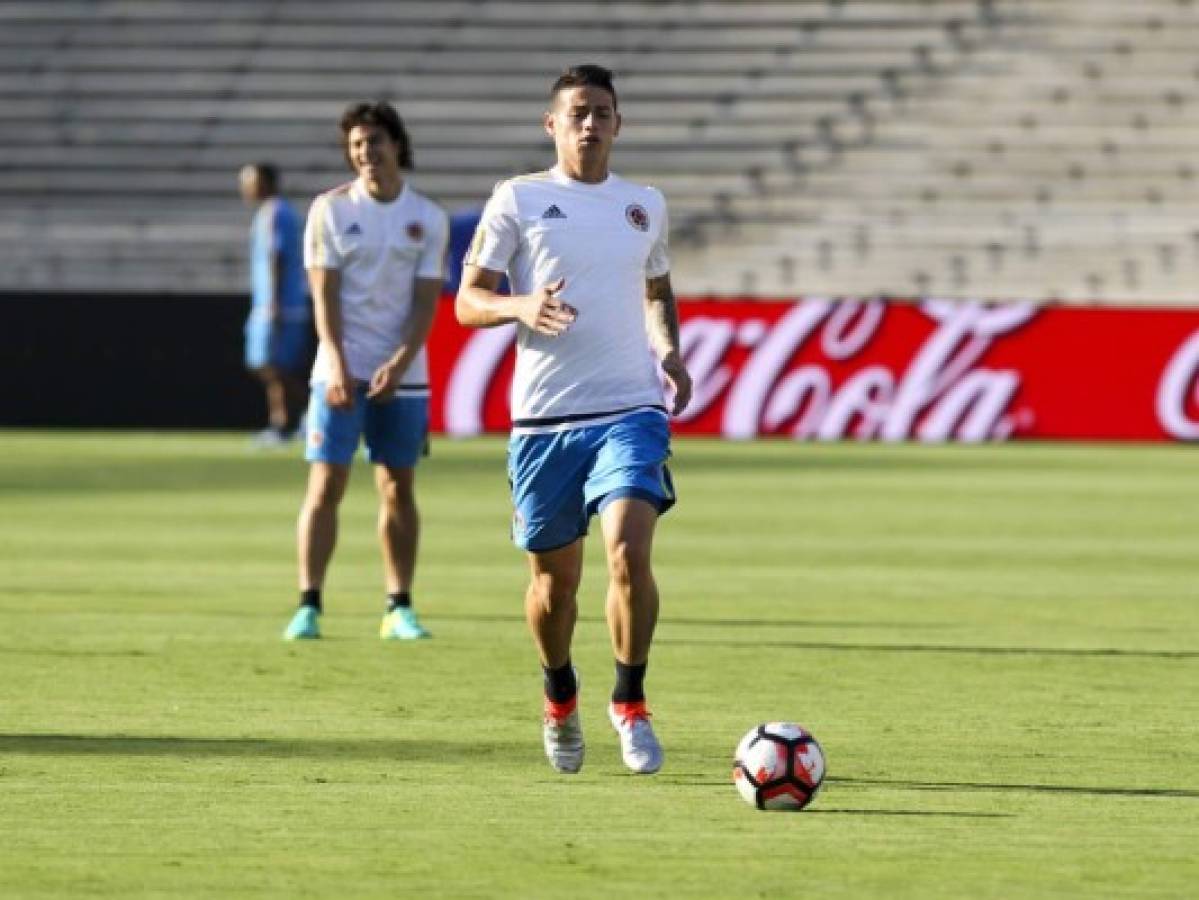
352, 177, 409, 205
549, 165, 613, 189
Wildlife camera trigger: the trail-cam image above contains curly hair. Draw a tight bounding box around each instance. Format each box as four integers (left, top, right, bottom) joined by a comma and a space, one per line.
338, 100, 414, 170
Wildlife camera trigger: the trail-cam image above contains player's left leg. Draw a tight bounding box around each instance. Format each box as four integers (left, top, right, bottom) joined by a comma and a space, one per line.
599, 498, 665, 774
599, 497, 660, 666
270, 322, 312, 437
245, 364, 287, 447
365, 394, 431, 640
244, 317, 273, 435
583, 410, 676, 774
246, 316, 291, 445
374, 464, 428, 639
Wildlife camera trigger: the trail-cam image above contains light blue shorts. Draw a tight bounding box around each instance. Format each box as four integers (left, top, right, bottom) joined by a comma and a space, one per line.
244, 316, 309, 373
304, 384, 428, 468
507, 409, 676, 552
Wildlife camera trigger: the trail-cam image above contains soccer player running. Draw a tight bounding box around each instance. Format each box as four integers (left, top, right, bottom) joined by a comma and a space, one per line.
283, 101, 448, 642
238, 162, 310, 446
456, 65, 692, 774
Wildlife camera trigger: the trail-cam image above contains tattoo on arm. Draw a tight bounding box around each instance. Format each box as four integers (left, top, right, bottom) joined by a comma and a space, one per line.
645, 274, 680, 357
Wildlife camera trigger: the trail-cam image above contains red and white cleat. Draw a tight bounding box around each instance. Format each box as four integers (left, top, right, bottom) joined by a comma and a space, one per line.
609, 701, 663, 774
543, 680, 585, 774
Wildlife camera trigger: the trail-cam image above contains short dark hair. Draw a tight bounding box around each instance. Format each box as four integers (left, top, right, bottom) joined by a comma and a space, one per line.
339, 100, 414, 170
550, 64, 618, 109
250, 162, 279, 194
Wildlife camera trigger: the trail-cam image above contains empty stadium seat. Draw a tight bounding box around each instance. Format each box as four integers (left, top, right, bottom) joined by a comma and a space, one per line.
2, 0, 1196, 304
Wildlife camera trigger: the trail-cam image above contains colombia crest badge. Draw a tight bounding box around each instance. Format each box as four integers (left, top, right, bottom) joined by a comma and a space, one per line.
625, 203, 650, 232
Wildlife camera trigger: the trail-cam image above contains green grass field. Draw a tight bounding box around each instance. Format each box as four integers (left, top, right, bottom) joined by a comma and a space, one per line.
1, 432, 1196, 898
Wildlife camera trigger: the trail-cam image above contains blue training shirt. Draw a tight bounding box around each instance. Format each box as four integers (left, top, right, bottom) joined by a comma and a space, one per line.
250, 197, 308, 322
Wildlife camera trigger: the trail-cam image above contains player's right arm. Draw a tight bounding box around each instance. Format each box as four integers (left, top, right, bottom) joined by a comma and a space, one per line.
453, 179, 575, 335
307, 267, 353, 409
304, 192, 353, 409
456, 267, 575, 335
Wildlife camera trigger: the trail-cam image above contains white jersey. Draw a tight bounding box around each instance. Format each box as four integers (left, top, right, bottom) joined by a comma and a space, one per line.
304, 178, 448, 394
468, 166, 670, 433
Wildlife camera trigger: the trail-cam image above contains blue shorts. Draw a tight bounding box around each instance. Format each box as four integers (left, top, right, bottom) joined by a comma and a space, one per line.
507, 410, 676, 552
244, 316, 309, 373
304, 384, 428, 468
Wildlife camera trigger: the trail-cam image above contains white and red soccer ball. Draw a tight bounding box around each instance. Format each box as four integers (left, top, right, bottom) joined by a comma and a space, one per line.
733, 722, 825, 811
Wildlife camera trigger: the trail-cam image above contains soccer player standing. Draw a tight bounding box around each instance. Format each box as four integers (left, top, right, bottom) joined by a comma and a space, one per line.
238, 162, 310, 445
283, 101, 448, 642
456, 66, 692, 774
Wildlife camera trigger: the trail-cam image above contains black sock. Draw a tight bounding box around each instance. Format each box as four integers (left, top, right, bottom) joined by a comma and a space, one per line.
612, 660, 647, 703
387, 592, 411, 612
299, 589, 322, 613
543, 661, 578, 703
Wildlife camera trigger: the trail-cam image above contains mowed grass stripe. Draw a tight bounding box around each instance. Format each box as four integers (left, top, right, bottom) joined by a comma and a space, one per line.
1, 433, 1196, 898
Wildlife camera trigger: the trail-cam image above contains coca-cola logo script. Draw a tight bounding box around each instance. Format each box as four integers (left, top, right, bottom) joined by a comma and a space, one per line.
426, 297, 1199, 442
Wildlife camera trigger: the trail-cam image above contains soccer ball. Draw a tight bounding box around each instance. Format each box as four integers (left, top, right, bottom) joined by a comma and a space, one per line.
733, 722, 825, 811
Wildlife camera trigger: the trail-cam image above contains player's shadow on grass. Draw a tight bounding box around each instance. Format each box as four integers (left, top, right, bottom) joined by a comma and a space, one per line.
671, 450, 1090, 474
0, 733, 526, 763
805, 809, 1013, 818
436, 612, 949, 631
0, 458, 301, 496
830, 777, 1199, 800
659, 638, 1199, 660
0, 646, 154, 658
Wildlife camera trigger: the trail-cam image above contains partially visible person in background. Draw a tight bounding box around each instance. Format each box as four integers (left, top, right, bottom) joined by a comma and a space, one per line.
239, 162, 311, 446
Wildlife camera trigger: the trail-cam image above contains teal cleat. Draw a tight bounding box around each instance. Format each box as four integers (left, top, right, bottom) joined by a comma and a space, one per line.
283, 605, 321, 640
379, 607, 431, 640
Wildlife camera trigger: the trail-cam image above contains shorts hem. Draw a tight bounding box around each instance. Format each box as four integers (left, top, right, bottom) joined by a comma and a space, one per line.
304, 453, 354, 467
366, 454, 422, 469
518, 528, 589, 554
593, 487, 672, 517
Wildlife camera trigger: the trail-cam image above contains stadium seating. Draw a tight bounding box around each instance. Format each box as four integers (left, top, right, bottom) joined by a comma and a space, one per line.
677, 0, 1199, 303
1, 0, 1196, 303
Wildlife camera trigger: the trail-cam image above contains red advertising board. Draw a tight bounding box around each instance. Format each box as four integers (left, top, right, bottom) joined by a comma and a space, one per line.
427, 297, 1199, 441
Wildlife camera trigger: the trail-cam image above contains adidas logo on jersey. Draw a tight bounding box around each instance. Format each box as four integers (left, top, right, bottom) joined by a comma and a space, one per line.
345, 222, 362, 235
541, 205, 567, 220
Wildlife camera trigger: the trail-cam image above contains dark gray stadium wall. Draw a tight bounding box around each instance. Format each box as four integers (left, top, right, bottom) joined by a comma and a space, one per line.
0, 293, 307, 428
